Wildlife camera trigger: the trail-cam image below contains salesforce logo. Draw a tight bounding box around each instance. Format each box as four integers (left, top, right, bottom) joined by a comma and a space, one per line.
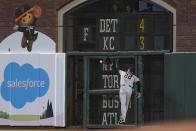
0, 62, 50, 109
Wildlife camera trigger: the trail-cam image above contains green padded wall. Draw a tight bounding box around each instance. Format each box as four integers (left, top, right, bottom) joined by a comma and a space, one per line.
164, 53, 196, 120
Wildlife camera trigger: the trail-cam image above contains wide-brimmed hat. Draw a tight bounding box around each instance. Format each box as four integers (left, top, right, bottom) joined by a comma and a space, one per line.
15, 4, 42, 22
15, 4, 34, 22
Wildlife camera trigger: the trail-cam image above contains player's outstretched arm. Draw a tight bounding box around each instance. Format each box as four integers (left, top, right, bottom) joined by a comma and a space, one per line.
107, 58, 121, 73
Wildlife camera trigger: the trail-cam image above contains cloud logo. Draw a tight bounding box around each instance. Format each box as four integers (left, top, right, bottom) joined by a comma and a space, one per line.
0, 62, 50, 109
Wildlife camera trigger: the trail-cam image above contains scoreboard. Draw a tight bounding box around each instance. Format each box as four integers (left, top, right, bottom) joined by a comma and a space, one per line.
88, 58, 136, 126
76, 13, 173, 52
72, 12, 172, 127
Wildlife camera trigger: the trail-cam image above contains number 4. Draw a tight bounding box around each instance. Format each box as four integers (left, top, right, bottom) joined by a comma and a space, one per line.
140, 18, 144, 32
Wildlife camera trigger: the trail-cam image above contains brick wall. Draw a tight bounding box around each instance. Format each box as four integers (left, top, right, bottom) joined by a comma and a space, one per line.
0, 0, 195, 52
163, 0, 196, 52
0, 0, 70, 49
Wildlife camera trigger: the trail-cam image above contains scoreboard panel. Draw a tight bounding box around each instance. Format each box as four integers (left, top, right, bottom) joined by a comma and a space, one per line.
64, 0, 173, 128
75, 13, 172, 52
72, 11, 172, 127
89, 93, 135, 125
88, 58, 136, 126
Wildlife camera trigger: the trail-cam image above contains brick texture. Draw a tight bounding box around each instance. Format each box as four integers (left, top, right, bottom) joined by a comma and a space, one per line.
163, 0, 196, 52
0, 0, 70, 50
0, 0, 195, 52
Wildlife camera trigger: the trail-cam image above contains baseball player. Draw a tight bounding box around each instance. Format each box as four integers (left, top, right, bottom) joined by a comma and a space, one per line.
109, 60, 141, 124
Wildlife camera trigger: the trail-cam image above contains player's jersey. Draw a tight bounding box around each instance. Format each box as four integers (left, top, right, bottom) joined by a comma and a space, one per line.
119, 70, 139, 87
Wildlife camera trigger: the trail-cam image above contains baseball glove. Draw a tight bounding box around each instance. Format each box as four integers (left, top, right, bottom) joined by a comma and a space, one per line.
33, 5, 42, 18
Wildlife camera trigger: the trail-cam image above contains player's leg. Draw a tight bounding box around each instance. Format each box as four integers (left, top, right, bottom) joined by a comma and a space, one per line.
27, 40, 33, 52
119, 87, 126, 123
21, 35, 27, 48
126, 87, 132, 111
124, 87, 132, 120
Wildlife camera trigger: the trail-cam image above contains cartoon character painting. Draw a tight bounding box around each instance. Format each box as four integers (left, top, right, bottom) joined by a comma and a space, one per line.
13, 4, 42, 52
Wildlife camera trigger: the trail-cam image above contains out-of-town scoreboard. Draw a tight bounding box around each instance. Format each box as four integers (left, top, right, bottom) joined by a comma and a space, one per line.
73, 12, 172, 126
76, 13, 172, 52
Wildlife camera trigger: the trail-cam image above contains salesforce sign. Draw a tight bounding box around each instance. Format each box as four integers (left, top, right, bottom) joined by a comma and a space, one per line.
1, 62, 49, 109
0, 54, 65, 127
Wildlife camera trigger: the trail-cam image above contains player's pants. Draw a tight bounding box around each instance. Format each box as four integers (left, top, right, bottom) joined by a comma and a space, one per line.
119, 86, 132, 121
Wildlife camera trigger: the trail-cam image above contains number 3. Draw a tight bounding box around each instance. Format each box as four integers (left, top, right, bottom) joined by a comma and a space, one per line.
140, 36, 144, 50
